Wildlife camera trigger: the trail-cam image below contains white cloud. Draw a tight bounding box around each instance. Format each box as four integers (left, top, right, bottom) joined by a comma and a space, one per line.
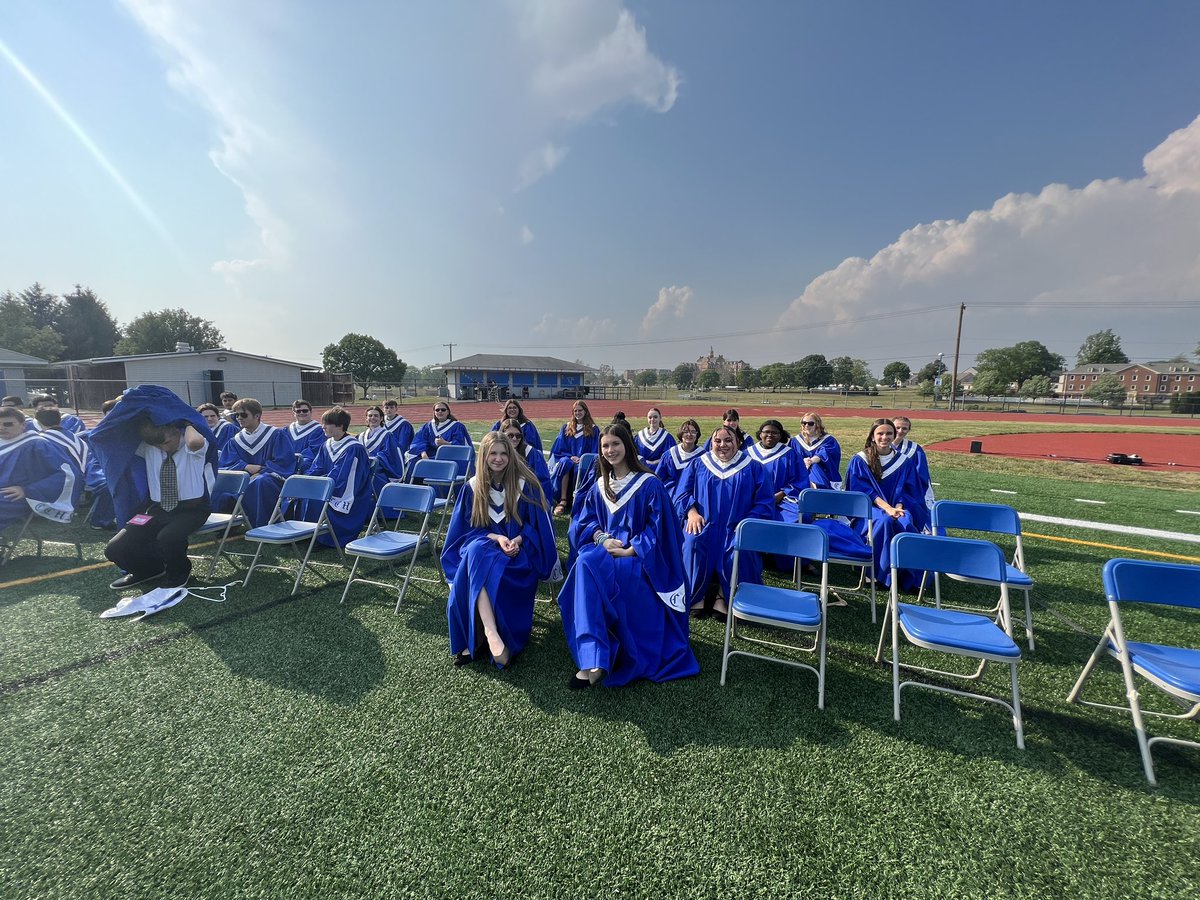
516, 142, 569, 191
777, 115, 1200, 334
641, 285, 692, 335
532, 312, 616, 345
520, 225, 535, 245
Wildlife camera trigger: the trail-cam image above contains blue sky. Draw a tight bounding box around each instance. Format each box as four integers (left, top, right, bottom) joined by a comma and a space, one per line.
2, 0, 1199, 374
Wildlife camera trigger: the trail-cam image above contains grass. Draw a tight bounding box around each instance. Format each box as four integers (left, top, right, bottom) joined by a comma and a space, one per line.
3, 439, 1199, 897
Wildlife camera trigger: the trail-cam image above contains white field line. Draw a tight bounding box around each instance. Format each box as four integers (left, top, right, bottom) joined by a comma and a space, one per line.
1020, 513, 1200, 545
1178, 510, 1200, 516
990, 489, 1017, 495
1074, 499, 1106, 504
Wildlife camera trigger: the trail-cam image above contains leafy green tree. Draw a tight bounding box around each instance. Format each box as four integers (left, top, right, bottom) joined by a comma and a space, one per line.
633, 370, 658, 387
697, 369, 722, 390
322, 333, 407, 399
1020, 374, 1055, 399
758, 362, 791, 389
736, 367, 761, 391
916, 358, 947, 383
971, 370, 1011, 398
116, 308, 224, 355
1085, 374, 1127, 408
916, 379, 935, 398
882, 361, 911, 388
975, 341, 1064, 386
830, 356, 855, 388
60, 286, 120, 359
795, 354, 832, 389
849, 360, 875, 390
1076, 329, 1129, 366
671, 363, 697, 390
0, 291, 64, 361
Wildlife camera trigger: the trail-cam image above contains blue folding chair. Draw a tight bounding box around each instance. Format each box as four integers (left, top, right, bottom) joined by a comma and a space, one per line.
921, 500, 1036, 650
877, 533, 1024, 748
572, 452, 599, 504
410, 458, 460, 552
190, 470, 250, 576
1, 510, 83, 566
340, 483, 440, 612
1066, 558, 1200, 785
242, 475, 338, 596
434, 443, 473, 489
720, 520, 831, 709
797, 488, 877, 622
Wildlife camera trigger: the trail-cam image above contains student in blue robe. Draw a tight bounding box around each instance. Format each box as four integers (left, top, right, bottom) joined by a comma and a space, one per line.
634, 407, 676, 467
893, 416, 934, 534
677, 425, 775, 619
499, 417, 552, 504
213, 398, 294, 526
489, 399, 543, 453
35, 409, 87, 517
0, 406, 72, 530
360, 406, 405, 498
790, 412, 842, 491
559, 425, 698, 689
701, 409, 753, 452
549, 400, 599, 516
198, 404, 237, 453
382, 400, 415, 461
747, 420, 804, 522
282, 399, 326, 474
292, 407, 372, 548
441, 432, 557, 669
406, 401, 473, 469
81, 398, 119, 529
655, 419, 704, 504
845, 418, 922, 590
31, 395, 86, 435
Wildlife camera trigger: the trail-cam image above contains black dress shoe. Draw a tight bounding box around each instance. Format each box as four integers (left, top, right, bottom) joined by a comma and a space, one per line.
569, 673, 593, 690
109, 570, 165, 590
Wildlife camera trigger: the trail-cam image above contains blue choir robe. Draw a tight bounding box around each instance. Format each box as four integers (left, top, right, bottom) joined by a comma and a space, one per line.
210, 419, 237, 453
0, 432, 72, 527
406, 418, 472, 465
441, 476, 558, 660
38, 428, 87, 516
214, 425, 294, 526
383, 414, 415, 461
655, 444, 705, 504
702, 431, 754, 453
490, 419, 543, 453
80, 428, 115, 527
634, 427, 676, 468
283, 420, 326, 474
790, 433, 843, 491
747, 441, 804, 522
359, 425, 405, 497
845, 450, 922, 589
676, 450, 776, 607
58, 413, 86, 435
522, 445, 554, 507
549, 424, 599, 500
894, 439, 934, 533
293, 435, 372, 548
559, 473, 698, 686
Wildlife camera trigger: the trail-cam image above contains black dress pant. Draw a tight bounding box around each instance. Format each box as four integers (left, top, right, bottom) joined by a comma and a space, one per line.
105, 499, 211, 587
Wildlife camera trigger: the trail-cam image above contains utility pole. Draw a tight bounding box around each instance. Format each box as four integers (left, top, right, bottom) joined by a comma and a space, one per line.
442, 343, 456, 361
949, 303, 965, 412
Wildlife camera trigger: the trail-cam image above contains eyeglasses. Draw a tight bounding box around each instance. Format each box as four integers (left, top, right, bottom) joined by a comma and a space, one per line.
801, 421, 817, 426
0, 421, 20, 428
760, 431, 781, 437
235, 412, 253, 419
295, 408, 311, 414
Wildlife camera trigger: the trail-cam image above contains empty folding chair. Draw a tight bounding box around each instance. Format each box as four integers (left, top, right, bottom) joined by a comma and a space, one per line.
877, 532, 1024, 749
797, 488, 876, 622
434, 443, 473, 489
340, 483, 440, 612
242, 475, 337, 596
0, 510, 83, 565
1066, 558, 1200, 785
573, 452, 599, 504
922, 500, 1036, 650
409, 459, 460, 551
720, 519, 831, 709
190, 470, 251, 576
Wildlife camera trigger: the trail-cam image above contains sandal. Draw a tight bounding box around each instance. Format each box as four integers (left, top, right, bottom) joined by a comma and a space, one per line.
553, 501, 569, 516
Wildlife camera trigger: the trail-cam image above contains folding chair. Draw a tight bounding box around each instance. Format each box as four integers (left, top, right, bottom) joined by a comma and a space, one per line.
572, 452, 598, 504
1066, 558, 1200, 785
409, 459, 460, 552
242, 475, 338, 596
797, 488, 876, 622
0, 510, 83, 566
920, 500, 1036, 650
720, 519, 831, 709
434, 443, 473, 489
340, 483, 441, 612
877, 533, 1024, 749
190, 470, 250, 576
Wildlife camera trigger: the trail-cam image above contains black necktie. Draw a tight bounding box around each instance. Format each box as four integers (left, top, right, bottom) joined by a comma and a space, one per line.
160, 453, 179, 511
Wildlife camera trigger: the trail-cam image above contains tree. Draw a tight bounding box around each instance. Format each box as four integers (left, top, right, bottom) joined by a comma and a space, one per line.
975, 340, 1064, 387
1020, 375, 1055, 400
322, 333, 407, 399
916, 358, 947, 383
0, 291, 64, 361
1085, 374, 1127, 408
795, 354, 832, 389
697, 369, 722, 390
633, 370, 658, 387
60, 286, 120, 359
736, 367, 761, 391
830, 356, 855, 388
916, 379, 935, 398
758, 362, 792, 390
970, 370, 1012, 398
1076, 329, 1129, 366
116, 308, 224, 355
847, 360, 875, 390
671, 363, 697, 390
882, 361, 911, 388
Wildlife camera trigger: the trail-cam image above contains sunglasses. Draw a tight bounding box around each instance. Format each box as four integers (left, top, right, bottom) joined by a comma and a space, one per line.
235, 412, 253, 419
0, 421, 20, 427
801, 421, 817, 426
295, 408, 311, 414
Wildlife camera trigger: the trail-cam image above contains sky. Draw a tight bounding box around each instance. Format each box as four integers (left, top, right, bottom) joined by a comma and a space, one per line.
2, 0, 1199, 376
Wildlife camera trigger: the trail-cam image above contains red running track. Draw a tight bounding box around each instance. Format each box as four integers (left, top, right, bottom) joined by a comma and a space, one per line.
926, 431, 1200, 471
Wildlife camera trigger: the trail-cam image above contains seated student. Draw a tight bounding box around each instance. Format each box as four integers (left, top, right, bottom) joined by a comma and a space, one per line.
747, 419, 804, 522
0, 406, 72, 532
197, 403, 236, 453
549, 400, 600, 516
212, 398, 294, 526
500, 417, 552, 504
677, 425, 775, 620
845, 418, 922, 590
291, 407, 371, 548
634, 407, 676, 468
406, 401, 472, 469
83, 398, 120, 529
360, 406, 405, 497
893, 415, 934, 534
441, 432, 557, 669
702, 409, 753, 452
382, 399, 415, 461
2, 395, 36, 432
558, 424, 698, 689
655, 419, 705, 503
34, 409, 87, 518
93, 395, 217, 591
489, 398, 542, 453
31, 394, 85, 435
791, 412, 842, 491
283, 399, 325, 473
218, 391, 238, 423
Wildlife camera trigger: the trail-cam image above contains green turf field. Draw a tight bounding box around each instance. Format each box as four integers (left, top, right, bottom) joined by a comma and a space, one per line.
3, 441, 1197, 897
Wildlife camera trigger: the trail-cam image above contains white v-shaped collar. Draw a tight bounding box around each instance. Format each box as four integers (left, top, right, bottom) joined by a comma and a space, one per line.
749, 442, 789, 464
636, 427, 668, 450
700, 450, 752, 480
360, 428, 388, 451
384, 415, 408, 431
326, 434, 357, 462
795, 433, 833, 453
288, 420, 322, 438
233, 424, 275, 453
430, 418, 455, 435
471, 475, 526, 523
600, 471, 652, 515
40, 430, 87, 465
0, 431, 40, 459
857, 448, 905, 480
669, 444, 704, 465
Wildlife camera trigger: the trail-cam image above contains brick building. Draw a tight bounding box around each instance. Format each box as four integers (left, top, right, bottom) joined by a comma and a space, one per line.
1057, 361, 1198, 401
